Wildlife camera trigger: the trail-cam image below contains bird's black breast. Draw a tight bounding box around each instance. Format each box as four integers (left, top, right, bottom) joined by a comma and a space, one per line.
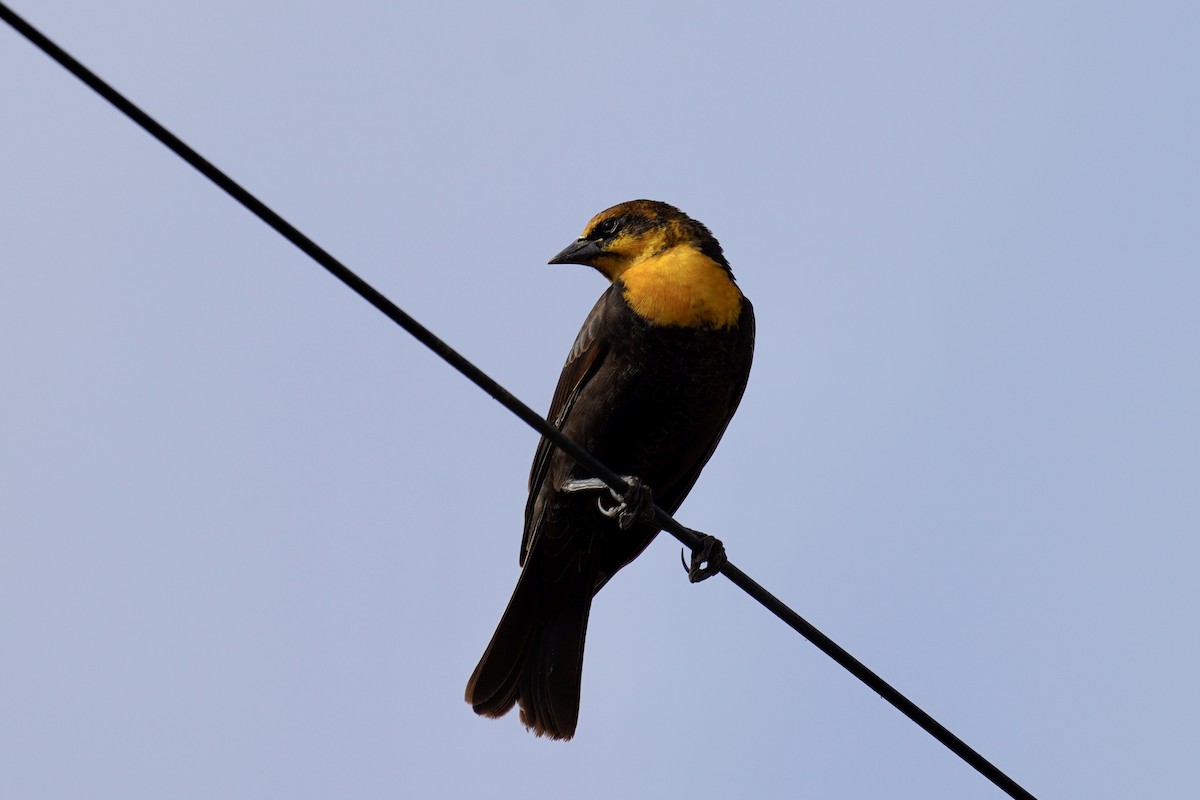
524, 285, 754, 586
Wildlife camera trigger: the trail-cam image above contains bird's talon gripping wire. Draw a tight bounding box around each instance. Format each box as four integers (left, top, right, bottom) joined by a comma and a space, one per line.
597, 495, 620, 519
681, 533, 727, 583
601, 477, 655, 530
562, 476, 655, 530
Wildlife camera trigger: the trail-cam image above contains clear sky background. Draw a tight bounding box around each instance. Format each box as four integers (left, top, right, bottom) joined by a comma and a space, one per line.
2, 2, 1197, 798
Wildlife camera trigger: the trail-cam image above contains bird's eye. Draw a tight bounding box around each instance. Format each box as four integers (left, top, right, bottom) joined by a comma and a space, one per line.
595, 218, 620, 238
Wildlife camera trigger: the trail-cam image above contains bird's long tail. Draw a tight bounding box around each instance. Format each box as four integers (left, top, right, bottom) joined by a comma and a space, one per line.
465, 559, 594, 740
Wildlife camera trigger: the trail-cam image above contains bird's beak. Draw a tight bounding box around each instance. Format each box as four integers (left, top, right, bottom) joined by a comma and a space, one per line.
548, 238, 604, 266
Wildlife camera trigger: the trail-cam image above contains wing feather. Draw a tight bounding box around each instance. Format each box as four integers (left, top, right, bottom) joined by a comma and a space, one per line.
520, 288, 614, 564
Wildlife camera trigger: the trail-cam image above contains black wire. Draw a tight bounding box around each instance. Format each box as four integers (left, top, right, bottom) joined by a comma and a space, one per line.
0, 5, 1036, 799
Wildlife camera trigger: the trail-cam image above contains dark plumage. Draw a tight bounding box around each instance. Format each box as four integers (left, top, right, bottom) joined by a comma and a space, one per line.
465, 200, 754, 739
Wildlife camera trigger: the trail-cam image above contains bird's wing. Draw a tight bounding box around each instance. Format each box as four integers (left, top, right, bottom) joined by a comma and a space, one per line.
520, 288, 614, 565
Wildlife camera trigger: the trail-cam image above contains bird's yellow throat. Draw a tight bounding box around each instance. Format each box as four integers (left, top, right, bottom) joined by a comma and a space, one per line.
616, 245, 743, 329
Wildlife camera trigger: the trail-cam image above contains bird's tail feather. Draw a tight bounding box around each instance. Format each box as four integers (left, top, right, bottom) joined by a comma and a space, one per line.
465, 559, 594, 740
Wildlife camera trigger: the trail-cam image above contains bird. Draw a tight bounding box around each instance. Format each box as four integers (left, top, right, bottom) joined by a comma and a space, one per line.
464, 199, 754, 740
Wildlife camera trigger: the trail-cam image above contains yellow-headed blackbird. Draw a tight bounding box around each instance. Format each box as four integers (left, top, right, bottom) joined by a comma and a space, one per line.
465, 200, 754, 739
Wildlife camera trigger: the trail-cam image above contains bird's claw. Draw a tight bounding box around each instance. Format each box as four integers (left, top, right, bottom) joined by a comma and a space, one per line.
680, 533, 726, 583
596, 477, 655, 530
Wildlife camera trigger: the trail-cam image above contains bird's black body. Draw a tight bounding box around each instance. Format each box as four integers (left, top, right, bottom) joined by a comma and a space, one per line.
466, 200, 754, 739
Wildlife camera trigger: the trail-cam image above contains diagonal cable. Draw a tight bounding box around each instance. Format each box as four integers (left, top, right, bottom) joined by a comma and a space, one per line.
0, 5, 1036, 799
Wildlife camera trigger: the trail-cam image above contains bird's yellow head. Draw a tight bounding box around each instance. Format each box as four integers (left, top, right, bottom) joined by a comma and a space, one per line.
548, 200, 732, 282
548, 200, 744, 329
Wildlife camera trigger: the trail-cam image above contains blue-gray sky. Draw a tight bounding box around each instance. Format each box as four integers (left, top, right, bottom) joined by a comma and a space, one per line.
3, 2, 1198, 798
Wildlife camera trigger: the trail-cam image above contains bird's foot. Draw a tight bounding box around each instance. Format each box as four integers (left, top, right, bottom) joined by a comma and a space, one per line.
597, 476, 655, 530
680, 533, 726, 583
561, 476, 656, 530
